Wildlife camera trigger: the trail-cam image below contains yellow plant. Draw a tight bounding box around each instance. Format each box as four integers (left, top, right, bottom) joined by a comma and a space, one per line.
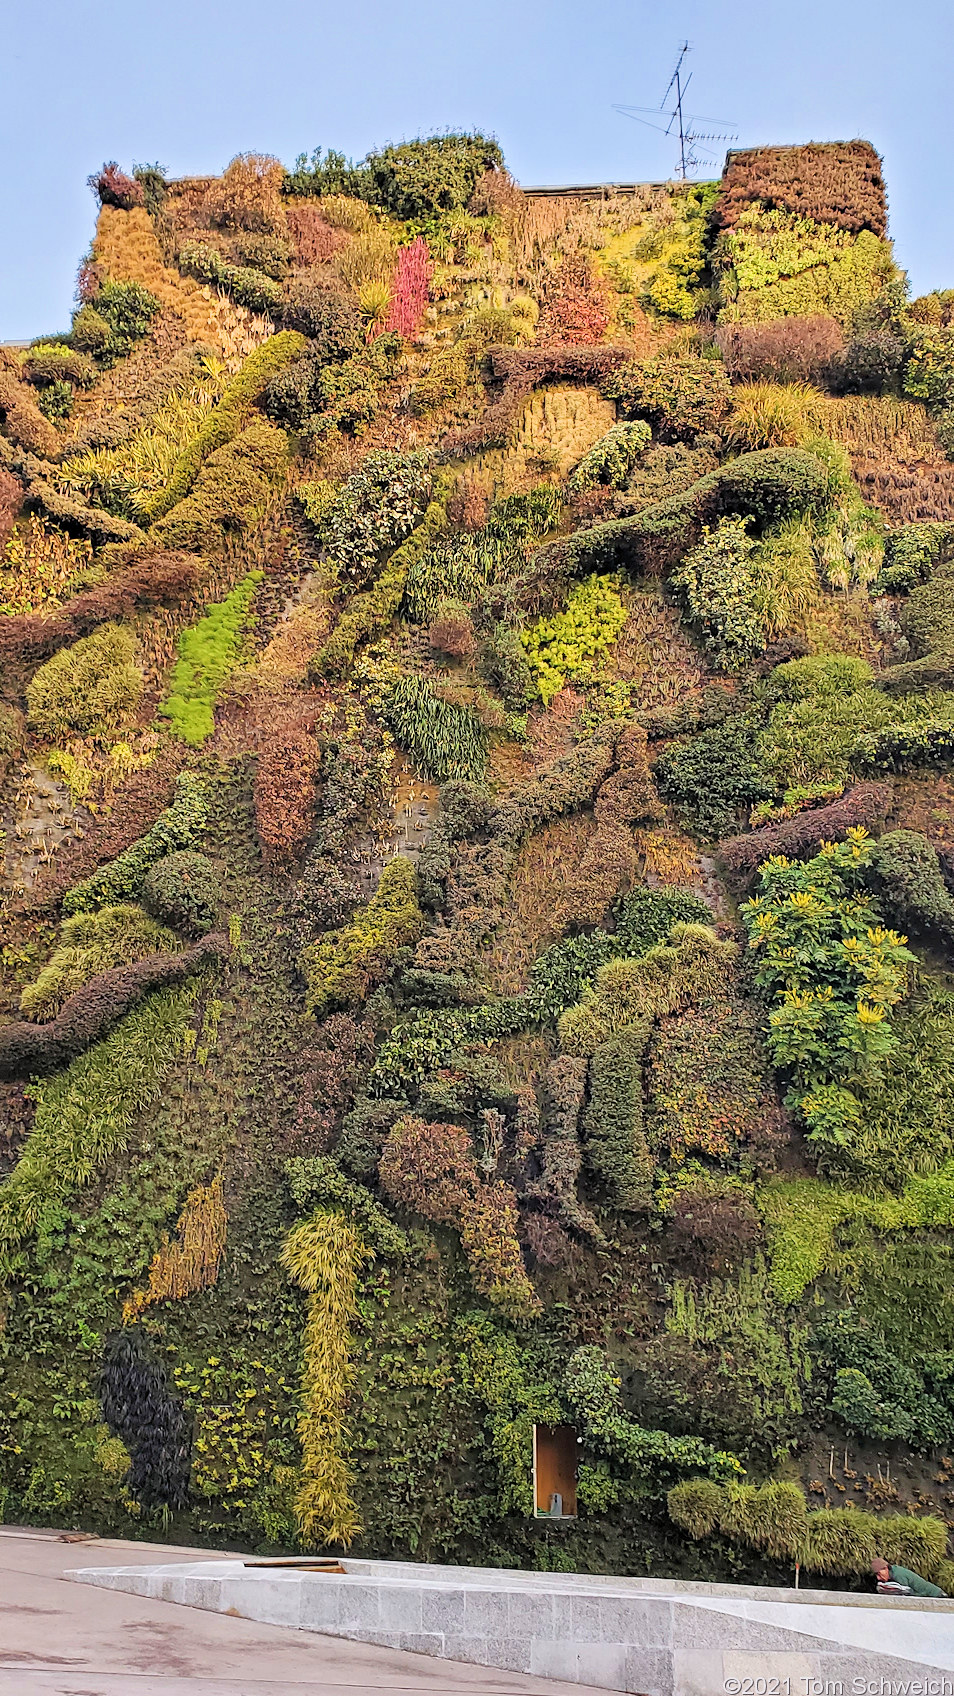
358, 279, 392, 334
64, 383, 221, 519
725, 382, 827, 451
1, 516, 92, 615
281, 1211, 372, 1547
334, 227, 397, 291
123, 1175, 227, 1322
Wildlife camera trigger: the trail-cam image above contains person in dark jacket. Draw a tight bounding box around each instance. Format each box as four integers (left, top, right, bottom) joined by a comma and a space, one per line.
871, 1556, 947, 1598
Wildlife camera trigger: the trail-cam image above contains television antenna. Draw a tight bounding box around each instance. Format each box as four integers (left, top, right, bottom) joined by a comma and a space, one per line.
614, 43, 738, 179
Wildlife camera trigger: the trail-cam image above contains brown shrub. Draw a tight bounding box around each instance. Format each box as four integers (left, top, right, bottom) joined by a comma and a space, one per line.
428, 606, 476, 659
718, 782, 892, 881
716, 315, 845, 385
539, 255, 610, 346
25, 753, 184, 917
89, 163, 144, 210
669, 1181, 762, 1273
284, 204, 349, 265
294, 1014, 375, 1154
202, 154, 287, 235
0, 466, 23, 546
714, 141, 888, 237
554, 722, 663, 928
0, 933, 229, 1079
468, 169, 527, 220
0, 551, 199, 672
254, 721, 321, 867
0, 357, 62, 458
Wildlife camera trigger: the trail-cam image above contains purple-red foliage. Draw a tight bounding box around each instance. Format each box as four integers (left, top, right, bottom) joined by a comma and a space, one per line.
718, 782, 892, 881
89, 163, 145, 211
715, 315, 846, 385
0, 933, 230, 1080
284, 204, 349, 265
294, 1014, 375, 1153
713, 142, 887, 237
76, 261, 102, 305
0, 551, 199, 671
386, 239, 433, 340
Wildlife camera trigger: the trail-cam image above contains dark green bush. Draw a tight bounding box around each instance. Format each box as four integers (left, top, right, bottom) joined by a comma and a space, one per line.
583, 1021, 653, 1206
902, 561, 954, 656
178, 242, 284, 316
603, 352, 731, 441
71, 280, 161, 365
318, 450, 432, 583
613, 885, 712, 954
869, 830, 954, 948
142, 851, 221, 936
872, 522, 954, 595
365, 133, 503, 219
654, 715, 774, 839
280, 278, 363, 352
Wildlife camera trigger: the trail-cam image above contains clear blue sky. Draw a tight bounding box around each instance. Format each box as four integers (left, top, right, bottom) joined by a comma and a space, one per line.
1, 0, 950, 339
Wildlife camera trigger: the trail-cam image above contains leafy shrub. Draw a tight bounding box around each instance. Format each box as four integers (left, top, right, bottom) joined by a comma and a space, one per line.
0, 933, 225, 1081
741, 834, 915, 1148
654, 715, 773, 839
671, 517, 764, 670
317, 451, 431, 584
383, 674, 488, 782
715, 315, 845, 384
101, 1330, 190, 1511
35, 378, 74, 422
177, 241, 284, 316
816, 1311, 954, 1451
713, 142, 888, 237
280, 277, 363, 352
153, 421, 289, 550
567, 421, 652, 492
202, 153, 287, 234
520, 575, 628, 703
869, 830, 954, 948
142, 851, 221, 936
74, 279, 161, 364
364, 133, 503, 219
89, 162, 144, 210
559, 923, 739, 1058
830, 329, 906, 394
903, 326, 954, 413
872, 521, 954, 595
160, 572, 261, 744
26, 624, 143, 742
583, 1022, 652, 1207
0, 358, 64, 457
604, 352, 732, 441
379, 1115, 539, 1320
63, 773, 209, 914
719, 783, 891, 881
19, 905, 177, 1021
147, 332, 305, 522
565, 1346, 741, 1483
715, 211, 897, 330
301, 856, 423, 1016
428, 602, 476, 659
22, 345, 97, 389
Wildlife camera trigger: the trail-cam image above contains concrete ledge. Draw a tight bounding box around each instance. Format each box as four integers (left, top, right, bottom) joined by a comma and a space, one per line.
68, 1556, 954, 1695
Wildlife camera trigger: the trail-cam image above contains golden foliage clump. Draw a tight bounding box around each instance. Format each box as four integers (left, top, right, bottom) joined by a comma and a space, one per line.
202, 154, 287, 236
281, 1211, 371, 1547
123, 1175, 227, 1322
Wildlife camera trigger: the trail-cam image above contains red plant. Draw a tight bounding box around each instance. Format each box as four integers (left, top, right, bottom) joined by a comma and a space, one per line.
713, 142, 887, 237
89, 163, 145, 211
254, 721, 321, 867
386, 238, 432, 340
76, 261, 102, 304
285, 205, 349, 265
718, 782, 892, 882
540, 255, 610, 346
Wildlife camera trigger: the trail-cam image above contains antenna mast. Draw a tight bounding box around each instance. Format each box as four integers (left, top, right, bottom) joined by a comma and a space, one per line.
613, 44, 737, 180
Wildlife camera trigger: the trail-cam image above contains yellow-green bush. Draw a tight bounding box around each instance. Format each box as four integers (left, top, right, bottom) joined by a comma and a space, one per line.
301, 856, 423, 1016
160, 572, 262, 745
715, 210, 898, 329
559, 924, 739, 1058
520, 575, 628, 704
281, 1210, 371, 1546
152, 423, 289, 550
26, 624, 143, 741
19, 905, 177, 1021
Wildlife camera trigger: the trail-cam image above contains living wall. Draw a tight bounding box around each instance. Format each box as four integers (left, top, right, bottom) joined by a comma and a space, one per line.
2, 133, 954, 1590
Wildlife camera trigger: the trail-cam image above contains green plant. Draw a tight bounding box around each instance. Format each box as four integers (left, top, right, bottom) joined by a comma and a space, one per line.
26, 625, 143, 742
142, 852, 221, 936
316, 452, 432, 584
520, 576, 628, 704
160, 572, 261, 744
383, 674, 488, 782
671, 517, 765, 670
151, 422, 289, 550
300, 857, 423, 1016
741, 834, 915, 1147
654, 714, 774, 840
63, 774, 209, 914
604, 352, 732, 440
281, 1210, 371, 1545
582, 1022, 652, 1206
19, 906, 177, 1021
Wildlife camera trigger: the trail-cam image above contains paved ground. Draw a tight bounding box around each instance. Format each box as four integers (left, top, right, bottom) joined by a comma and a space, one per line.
0, 1527, 611, 1695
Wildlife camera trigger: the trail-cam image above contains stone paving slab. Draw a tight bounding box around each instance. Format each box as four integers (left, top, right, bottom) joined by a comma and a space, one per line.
67, 1552, 954, 1694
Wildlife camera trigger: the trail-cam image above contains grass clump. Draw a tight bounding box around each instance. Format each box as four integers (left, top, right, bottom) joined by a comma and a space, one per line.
160, 572, 261, 745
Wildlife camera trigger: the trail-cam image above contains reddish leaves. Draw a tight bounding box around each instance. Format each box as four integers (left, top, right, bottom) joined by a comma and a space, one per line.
714, 142, 888, 237
254, 720, 321, 868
